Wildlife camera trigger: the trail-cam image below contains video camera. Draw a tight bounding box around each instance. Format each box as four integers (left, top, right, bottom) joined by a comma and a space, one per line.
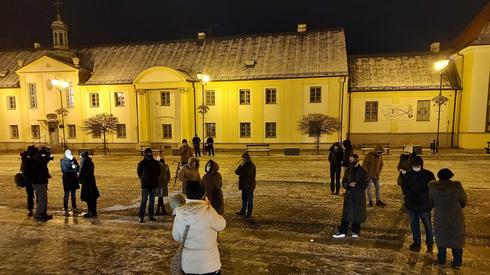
39, 146, 54, 162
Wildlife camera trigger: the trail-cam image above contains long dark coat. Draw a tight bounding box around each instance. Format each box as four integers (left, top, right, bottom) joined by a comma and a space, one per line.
156, 161, 170, 197
60, 157, 80, 191
429, 180, 467, 248
202, 172, 224, 214
79, 157, 100, 202
401, 169, 435, 212
137, 157, 161, 189
235, 161, 256, 191
341, 165, 369, 223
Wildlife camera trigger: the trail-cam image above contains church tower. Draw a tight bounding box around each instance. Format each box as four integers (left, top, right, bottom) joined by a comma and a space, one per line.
51, 0, 69, 50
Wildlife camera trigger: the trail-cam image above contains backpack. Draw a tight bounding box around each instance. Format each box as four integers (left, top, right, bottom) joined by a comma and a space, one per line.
15, 173, 28, 188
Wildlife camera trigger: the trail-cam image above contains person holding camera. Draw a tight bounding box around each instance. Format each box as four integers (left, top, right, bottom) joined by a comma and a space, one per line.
60, 149, 80, 216
24, 147, 53, 221
20, 146, 38, 217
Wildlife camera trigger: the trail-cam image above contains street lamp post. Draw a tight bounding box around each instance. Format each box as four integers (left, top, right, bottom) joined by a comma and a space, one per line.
338, 77, 346, 142
433, 60, 450, 154
196, 73, 210, 154
51, 79, 70, 150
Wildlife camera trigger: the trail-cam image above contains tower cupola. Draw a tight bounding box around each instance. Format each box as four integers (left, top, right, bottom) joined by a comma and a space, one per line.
51, 0, 69, 50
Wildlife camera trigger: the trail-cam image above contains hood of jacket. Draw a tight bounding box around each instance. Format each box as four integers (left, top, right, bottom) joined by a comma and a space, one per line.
205, 160, 219, 174
177, 200, 210, 225
329, 142, 342, 151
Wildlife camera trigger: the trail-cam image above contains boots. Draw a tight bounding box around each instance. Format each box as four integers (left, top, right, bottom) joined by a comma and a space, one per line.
376, 200, 387, 207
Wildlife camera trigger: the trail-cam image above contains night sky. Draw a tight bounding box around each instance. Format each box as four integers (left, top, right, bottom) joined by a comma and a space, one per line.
0, 0, 487, 54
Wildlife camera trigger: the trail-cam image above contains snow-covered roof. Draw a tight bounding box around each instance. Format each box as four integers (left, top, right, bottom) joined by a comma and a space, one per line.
348, 53, 461, 92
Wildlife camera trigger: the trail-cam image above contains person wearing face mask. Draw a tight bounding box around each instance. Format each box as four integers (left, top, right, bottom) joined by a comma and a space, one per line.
202, 160, 224, 215
137, 148, 162, 223
400, 156, 435, 252
235, 152, 256, 218
178, 157, 201, 195
362, 144, 387, 207
60, 149, 80, 216
332, 154, 369, 238
328, 142, 344, 195
397, 145, 421, 210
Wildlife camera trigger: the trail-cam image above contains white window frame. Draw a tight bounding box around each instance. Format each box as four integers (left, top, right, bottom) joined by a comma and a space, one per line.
416, 100, 431, 121
205, 90, 215, 106
239, 89, 251, 105
31, 125, 40, 139
89, 93, 100, 108
309, 86, 321, 103
265, 122, 277, 138
365, 101, 378, 122
205, 123, 216, 138
66, 87, 75, 108
28, 83, 37, 109
67, 124, 76, 139
160, 91, 171, 106
265, 88, 277, 104
240, 122, 251, 138
10, 125, 19, 139
7, 96, 16, 110
116, 124, 126, 138
162, 124, 172, 139
114, 92, 125, 107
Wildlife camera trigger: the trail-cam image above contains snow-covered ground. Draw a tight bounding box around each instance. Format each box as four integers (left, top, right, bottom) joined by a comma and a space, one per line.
0, 150, 489, 274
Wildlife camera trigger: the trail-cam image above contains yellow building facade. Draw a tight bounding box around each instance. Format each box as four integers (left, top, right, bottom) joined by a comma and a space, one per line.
0, 4, 489, 151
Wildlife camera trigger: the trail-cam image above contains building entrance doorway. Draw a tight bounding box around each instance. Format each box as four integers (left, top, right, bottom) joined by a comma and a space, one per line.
48, 121, 59, 145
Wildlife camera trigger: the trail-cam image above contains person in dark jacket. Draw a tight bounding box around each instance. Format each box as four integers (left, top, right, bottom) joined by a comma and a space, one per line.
429, 169, 467, 269
179, 139, 193, 165
60, 149, 80, 216
20, 146, 38, 217
79, 151, 100, 218
155, 155, 170, 216
235, 152, 256, 217
206, 136, 215, 156
333, 154, 369, 238
192, 135, 201, 157
362, 145, 387, 207
328, 142, 344, 195
401, 156, 435, 252
137, 148, 162, 223
24, 148, 52, 221
341, 139, 353, 169
202, 160, 224, 214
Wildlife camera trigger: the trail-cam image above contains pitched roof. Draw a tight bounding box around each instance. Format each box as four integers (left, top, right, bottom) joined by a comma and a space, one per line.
348, 53, 461, 92
453, 2, 490, 49
76, 30, 348, 85
0, 30, 348, 87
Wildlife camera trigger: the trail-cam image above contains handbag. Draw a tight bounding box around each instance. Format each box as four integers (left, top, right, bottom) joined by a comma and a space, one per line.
169, 225, 190, 275
15, 173, 28, 188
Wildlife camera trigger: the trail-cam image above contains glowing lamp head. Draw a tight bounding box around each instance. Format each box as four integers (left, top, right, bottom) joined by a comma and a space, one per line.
60, 81, 70, 88
196, 72, 203, 80
202, 74, 210, 84
51, 79, 60, 86
434, 60, 449, 72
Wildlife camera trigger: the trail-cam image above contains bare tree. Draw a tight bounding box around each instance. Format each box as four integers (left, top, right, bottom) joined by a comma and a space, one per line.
82, 114, 119, 155
298, 113, 341, 155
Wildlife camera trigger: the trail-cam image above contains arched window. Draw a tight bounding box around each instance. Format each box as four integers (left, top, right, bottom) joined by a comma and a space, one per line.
59, 33, 64, 45
54, 32, 58, 45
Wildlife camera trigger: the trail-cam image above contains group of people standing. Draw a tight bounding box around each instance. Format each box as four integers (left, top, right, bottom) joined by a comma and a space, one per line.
19, 146, 100, 221
329, 141, 467, 269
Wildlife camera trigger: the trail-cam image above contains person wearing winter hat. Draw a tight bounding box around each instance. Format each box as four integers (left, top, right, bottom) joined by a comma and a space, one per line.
235, 152, 256, 217
362, 144, 387, 207
401, 156, 435, 252
332, 154, 370, 239
202, 160, 224, 214
178, 157, 201, 194
429, 168, 467, 269
137, 148, 161, 223
79, 151, 100, 218
172, 181, 226, 275
60, 149, 80, 216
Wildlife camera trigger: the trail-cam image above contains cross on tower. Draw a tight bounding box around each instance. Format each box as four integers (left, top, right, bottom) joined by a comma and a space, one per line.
54, 0, 62, 20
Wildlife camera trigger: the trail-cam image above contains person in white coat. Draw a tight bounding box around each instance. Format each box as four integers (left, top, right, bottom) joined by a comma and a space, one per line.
172, 181, 226, 274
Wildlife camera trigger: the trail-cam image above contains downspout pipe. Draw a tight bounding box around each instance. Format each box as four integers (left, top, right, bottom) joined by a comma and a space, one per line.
192, 82, 197, 136
134, 84, 140, 144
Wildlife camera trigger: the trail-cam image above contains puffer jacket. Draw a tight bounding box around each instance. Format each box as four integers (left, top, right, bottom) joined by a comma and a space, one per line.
361, 145, 384, 177
172, 200, 226, 274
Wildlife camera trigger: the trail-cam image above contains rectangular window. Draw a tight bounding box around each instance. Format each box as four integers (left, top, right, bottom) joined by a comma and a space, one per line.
90, 93, 100, 108
160, 91, 171, 106
7, 96, 16, 110
28, 83, 37, 109
365, 101, 378, 122
162, 124, 172, 139
265, 122, 276, 138
114, 92, 125, 107
240, 122, 251, 138
116, 124, 126, 138
68, 124, 76, 139
309, 86, 321, 103
31, 125, 40, 139
205, 90, 215, 106
416, 100, 431, 121
239, 89, 251, 105
67, 87, 75, 108
265, 88, 277, 104
92, 129, 101, 138
9, 125, 19, 139
205, 123, 216, 138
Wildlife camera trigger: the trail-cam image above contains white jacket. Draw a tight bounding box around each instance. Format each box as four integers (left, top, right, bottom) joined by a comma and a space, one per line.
172, 199, 226, 274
